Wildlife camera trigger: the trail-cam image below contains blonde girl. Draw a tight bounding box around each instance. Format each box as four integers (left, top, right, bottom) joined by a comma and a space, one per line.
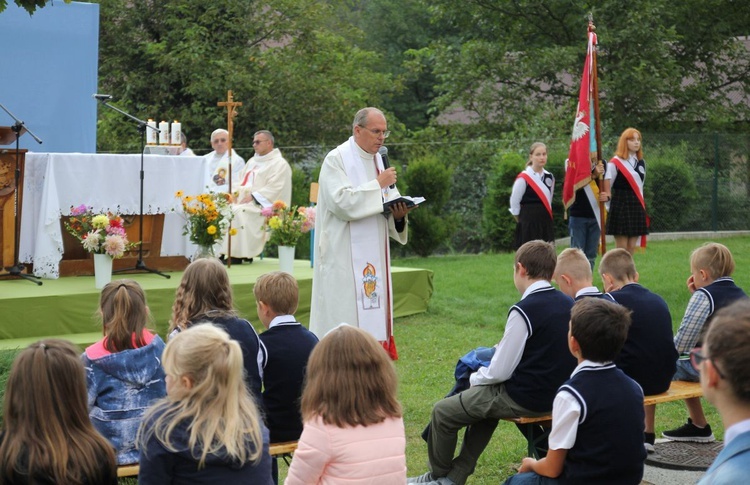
0, 340, 117, 484
82, 279, 166, 465
169, 258, 266, 398
138, 324, 272, 484
509, 142, 555, 249
285, 324, 406, 484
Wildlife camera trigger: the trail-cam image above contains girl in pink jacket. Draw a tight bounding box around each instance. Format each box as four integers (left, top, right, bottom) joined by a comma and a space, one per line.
285, 324, 406, 484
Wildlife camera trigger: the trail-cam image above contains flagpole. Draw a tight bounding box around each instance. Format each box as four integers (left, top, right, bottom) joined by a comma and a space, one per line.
589, 17, 607, 254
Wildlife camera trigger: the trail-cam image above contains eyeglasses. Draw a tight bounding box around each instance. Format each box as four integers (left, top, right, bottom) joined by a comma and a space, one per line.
690, 348, 725, 379
359, 126, 390, 139
252, 140, 268, 145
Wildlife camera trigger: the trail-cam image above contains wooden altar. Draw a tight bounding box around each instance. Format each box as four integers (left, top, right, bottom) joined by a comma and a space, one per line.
59, 214, 190, 276
0, 148, 27, 272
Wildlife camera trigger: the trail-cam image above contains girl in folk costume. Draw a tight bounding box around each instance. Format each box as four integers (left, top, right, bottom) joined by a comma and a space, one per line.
0, 340, 118, 484
83, 280, 167, 465
509, 142, 555, 249
603, 128, 649, 254
137, 324, 273, 484
285, 325, 406, 485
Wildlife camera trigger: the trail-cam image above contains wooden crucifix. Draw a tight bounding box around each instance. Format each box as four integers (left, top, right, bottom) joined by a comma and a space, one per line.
218, 90, 242, 264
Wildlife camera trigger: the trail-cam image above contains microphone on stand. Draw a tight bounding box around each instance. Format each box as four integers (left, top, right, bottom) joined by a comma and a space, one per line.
378, 146, 396, 189
92, 94, 113, 101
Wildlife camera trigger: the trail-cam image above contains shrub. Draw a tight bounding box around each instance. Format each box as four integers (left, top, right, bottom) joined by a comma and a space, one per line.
483, 152, 525, 252
645, 156, 698, 232
402, 154, 456, 257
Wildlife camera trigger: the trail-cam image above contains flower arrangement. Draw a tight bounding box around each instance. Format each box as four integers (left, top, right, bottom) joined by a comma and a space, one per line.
176, 191, 236, 248
262, 200, 316, 247
64, 204, 135, 258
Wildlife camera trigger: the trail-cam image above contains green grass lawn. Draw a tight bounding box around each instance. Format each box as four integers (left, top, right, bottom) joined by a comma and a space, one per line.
3, 236, 749, 484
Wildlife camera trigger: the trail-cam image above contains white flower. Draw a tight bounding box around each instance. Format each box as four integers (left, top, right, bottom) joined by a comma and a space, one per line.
82, 230, 101, 252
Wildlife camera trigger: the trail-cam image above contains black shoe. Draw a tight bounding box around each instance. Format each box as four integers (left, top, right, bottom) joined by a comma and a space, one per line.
644, 432, 655, 454
219, 256, 244, 265
247, 258, 253, 264
663, 418, 715, 442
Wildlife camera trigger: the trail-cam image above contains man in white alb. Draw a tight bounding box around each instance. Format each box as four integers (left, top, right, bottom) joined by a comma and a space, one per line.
220, 130, 292, 262
204, 128, 245, 193
310, 107, 414, 359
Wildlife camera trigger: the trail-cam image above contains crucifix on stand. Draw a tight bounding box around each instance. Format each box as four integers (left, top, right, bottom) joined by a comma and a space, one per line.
217, 90, 242, 267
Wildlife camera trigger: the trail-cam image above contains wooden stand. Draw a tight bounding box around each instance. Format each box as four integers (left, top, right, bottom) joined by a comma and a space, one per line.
59, 214, 189, 276
0, 148, 27, 274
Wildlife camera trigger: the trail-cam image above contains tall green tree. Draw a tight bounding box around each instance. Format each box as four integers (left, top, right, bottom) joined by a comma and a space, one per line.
96, 0, 392, 153
422, 0, 750, 136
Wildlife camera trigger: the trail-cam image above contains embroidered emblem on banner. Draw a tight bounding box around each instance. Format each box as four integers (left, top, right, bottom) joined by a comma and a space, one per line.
361, 262, 381, 310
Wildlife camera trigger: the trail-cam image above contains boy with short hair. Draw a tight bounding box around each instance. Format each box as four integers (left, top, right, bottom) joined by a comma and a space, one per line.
599, 248, 677, 452
553, 248, 607, 300
504, 298, 646, 484
663, 242, 748, 442
254, 271, 319, 483
409, 240, 576, 485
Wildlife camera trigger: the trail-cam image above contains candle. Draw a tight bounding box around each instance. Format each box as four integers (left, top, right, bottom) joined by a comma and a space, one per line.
146, 119, 157, 145
158, 121, 169, 145
171, 121, 182, 146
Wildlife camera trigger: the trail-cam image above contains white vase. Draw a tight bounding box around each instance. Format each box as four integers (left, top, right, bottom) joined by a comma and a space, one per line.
278, 245, 295, 275
93, 253, 113, 289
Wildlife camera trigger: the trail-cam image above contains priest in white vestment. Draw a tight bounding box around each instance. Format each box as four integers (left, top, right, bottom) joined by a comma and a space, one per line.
221, 130, 292, 260
310, 107, 414, 359
204, 128, 245, 193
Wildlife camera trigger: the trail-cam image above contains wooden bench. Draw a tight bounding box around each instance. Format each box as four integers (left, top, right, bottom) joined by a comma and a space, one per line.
504, 380, 703, 458
114, 441, 299, 478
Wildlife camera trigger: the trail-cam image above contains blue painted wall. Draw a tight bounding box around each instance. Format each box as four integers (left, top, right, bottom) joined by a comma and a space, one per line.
0, 2, 99, 153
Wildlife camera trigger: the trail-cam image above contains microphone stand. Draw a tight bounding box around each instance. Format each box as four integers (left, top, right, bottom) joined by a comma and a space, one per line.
0, 102, 43, 285
95, 98, 170, 279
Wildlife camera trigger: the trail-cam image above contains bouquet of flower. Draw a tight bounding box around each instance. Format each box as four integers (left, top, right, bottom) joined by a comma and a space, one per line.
262, 200, 316, 247
176, 191, 236, 247
64, 204, 135, 258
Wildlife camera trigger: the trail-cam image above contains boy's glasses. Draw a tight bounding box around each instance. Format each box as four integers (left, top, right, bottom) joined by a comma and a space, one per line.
690, 348, 725, 379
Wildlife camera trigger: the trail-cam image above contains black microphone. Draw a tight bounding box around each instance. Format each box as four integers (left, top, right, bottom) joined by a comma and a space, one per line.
92, 94, 113, 101
378, 146, 396, 189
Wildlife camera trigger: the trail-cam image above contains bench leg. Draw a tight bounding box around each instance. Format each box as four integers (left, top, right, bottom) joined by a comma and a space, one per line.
516, 423, 550, 459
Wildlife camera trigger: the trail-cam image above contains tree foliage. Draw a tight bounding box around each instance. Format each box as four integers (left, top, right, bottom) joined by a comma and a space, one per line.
422, 0, 750, 137
96, 0, 392, 153
0, 0, 68, 15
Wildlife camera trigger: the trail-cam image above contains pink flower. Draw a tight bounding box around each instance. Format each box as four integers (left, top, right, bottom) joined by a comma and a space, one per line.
71, 204, 89, 216
103, 234, 127, 258
261, 206, 274, 218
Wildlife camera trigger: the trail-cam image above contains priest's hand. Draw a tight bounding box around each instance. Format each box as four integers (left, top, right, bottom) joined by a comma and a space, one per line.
377, 167, 397, 188
390, 202, 416, 220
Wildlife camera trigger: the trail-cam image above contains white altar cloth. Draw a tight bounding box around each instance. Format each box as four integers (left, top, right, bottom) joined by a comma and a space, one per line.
19, 152, 211, 279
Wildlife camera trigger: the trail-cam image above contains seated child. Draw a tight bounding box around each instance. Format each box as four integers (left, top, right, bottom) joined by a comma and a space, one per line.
553, 248, 608, 300
0, 340, 117, 484
599, 248, 677, 452
255, 271, 319, 482
663, 242, 748, 443
504, 298, 646, 484
169, 258, 267, 400
285, 325, 406, 484
696, 300, 750, 484
409, 240, 576, 485
137, 324, 273, 484
82, 280, 167, 465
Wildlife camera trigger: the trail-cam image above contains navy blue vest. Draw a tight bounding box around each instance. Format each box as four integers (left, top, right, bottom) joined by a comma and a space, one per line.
520, 172, 554, 206
259, 323, 319, 443
607, 284, 677, 395
695, 278, 748, 346
559, 364, 645, 484
505, 287, 576, 412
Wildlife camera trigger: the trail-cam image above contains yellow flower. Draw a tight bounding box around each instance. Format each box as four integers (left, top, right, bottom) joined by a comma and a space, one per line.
92, 214, 109, 229
207, 225, 217, 235
175, 190, 184, 198
229, 228, 238, 236
269, 216, 282, 230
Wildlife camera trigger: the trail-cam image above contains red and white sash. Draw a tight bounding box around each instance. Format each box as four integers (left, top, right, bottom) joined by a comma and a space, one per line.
517, 170, 553, 220
611, 157, 650, 247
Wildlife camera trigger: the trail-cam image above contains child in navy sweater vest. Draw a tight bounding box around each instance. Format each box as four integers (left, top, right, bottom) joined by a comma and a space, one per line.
504, 298, 646, 485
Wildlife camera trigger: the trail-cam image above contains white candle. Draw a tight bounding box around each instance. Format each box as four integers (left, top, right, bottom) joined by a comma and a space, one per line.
146, 119, 157, 145
158, 121, 169, 145
171, 121, 182, 146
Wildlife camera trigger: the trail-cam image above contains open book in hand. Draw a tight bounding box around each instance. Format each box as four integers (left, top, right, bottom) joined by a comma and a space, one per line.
382, 196, 426, 215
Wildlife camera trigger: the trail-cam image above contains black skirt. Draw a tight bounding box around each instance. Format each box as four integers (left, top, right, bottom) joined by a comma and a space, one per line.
607, 188, 649, 236
514, 203, 554, 249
